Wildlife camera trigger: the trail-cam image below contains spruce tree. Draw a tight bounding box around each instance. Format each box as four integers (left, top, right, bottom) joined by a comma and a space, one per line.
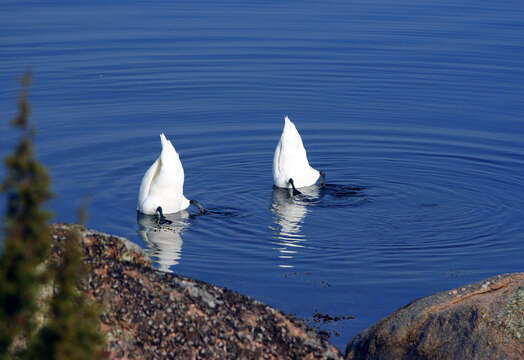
0, 71, 53, 357
29, 228, 106, 360
1, 72, 106, 359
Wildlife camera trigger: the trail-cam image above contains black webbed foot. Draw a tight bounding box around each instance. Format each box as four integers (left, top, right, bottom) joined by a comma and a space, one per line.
190, 200, 208, 215
288, 178, 302, 196
320, 170, 326, 186
155, 206, 172, 225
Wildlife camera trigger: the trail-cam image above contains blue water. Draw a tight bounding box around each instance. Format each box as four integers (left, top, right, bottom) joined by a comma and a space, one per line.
1, 0, 523, 351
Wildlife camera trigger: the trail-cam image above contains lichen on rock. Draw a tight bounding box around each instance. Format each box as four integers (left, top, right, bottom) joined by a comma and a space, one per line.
497, 286, 524, 341
345, 273, 524, 360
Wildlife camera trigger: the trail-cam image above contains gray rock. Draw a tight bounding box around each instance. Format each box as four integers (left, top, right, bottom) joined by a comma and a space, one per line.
346, 273, 524, 360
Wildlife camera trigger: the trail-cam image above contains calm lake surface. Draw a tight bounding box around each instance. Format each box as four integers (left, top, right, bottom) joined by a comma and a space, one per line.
1, 0, 523, 350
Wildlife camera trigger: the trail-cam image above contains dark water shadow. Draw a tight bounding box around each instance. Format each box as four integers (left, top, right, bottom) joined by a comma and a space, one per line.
198, 207, 243, 218
280, 183, 368, 208
322, 183, 365, 197
314, 183, 369, 208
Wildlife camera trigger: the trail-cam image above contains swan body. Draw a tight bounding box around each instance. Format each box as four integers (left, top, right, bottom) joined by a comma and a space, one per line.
273, 116, 320, 189
137, 133, 190, 215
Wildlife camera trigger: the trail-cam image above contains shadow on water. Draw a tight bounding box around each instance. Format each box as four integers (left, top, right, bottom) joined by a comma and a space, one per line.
281, 182, 367, 206
321, 183, 364, 197
315, 183, 369, 208
201, 207, 242, 217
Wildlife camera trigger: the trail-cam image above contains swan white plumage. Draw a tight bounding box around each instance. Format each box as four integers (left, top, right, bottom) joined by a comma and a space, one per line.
137, 133, 191, 215
273, 116, 321, 190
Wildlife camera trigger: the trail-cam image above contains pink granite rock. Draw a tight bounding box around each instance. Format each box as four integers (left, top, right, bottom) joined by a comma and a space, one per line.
346, 273, 524, 360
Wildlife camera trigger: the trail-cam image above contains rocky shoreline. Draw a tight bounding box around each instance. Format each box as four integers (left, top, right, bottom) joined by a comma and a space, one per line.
51, 223, 342, 359
51, 223, 523, 359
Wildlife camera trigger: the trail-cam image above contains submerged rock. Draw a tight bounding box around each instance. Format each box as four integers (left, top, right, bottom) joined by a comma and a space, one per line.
345, 273, 524, 360
51, 223, 343, 360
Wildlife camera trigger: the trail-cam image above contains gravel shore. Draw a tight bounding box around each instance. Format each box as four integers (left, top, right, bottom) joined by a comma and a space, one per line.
51, 223, 343, 360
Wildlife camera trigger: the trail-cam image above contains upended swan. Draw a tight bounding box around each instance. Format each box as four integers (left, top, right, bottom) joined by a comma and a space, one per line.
273, 116, 325, 194
137, 133, 206, 219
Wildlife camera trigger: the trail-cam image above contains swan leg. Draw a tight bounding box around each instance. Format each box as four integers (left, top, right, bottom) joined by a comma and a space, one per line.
288, 178, 302, 196
320, 170, 326, 186
190, 199, 208, 215
155, 206, 172, 225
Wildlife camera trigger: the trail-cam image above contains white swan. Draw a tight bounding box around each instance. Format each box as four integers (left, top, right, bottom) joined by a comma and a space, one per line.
137, 133, 206, 216
273, 116, 324, 192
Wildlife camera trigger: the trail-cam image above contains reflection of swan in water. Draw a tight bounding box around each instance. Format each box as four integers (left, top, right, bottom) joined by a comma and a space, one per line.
137, 211, 190, 272
270, 186, 320, 268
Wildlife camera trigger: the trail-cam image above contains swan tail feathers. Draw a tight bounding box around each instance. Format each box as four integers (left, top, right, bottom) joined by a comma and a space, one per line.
160, 133, 177, 154
160, 133, 169, 148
